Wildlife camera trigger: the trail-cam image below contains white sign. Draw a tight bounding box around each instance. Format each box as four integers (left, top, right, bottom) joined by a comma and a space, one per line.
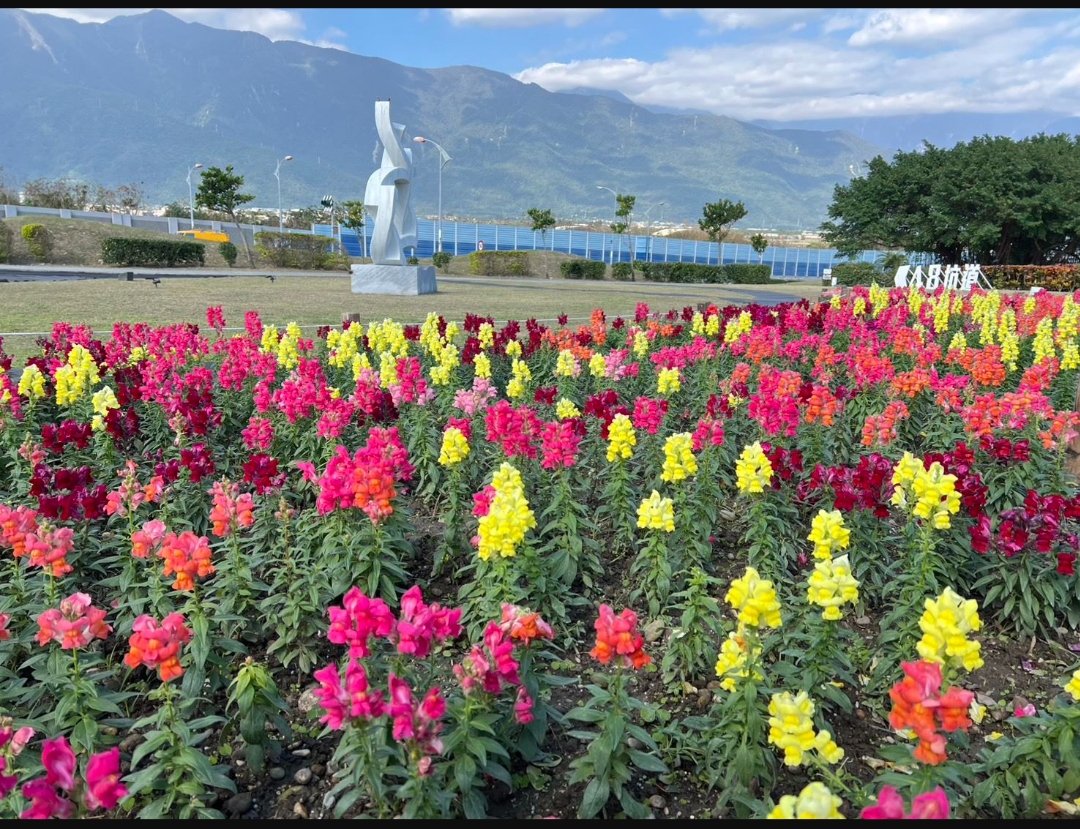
477, 240, 485, 251
894, 263, 992, 292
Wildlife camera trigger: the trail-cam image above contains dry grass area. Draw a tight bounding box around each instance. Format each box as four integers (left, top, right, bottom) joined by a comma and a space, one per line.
0, 217, 824, 367
0, 269, 823, 368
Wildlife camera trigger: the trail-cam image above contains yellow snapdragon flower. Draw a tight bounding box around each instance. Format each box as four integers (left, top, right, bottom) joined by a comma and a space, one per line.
661, 432, 697, 483
555, 398, 580, 420
606, 413, 636, 462
476, 462, 536, 561
735, 441, 773, 494
714, 625, 763, 692
807, 509, 850, 561
17, 364, 45, 400
725, 566, 782, 629
636, 490, 675, 533
916, 586, 984, 672
766, 782, 845, 819
438, 427, 469, 467
807, 554, 860, 620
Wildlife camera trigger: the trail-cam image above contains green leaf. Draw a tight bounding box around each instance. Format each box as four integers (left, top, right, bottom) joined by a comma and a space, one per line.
628, 749, 668, 774
579, 776, 611, 819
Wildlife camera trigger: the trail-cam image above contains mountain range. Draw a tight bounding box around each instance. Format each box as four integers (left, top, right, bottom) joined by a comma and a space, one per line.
1, 9, 1071, 231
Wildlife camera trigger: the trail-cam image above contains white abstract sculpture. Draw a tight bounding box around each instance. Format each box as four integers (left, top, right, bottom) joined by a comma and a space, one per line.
363, 100, 418, 266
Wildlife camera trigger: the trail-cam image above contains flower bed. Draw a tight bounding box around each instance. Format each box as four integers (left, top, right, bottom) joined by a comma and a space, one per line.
2, 286, 1080, 819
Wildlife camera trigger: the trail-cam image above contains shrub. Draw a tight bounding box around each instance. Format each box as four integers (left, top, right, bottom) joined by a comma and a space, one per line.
254, 231, 333, 269
469, 250, 530, 277
101, 238, 205, 267
21, 223, 53, 262
219, 241, 238, 267
407, 256, 420, 265
560, 259, 606, 280
432, 251, 453, 272
832, 261, 882, 287
0, 220, 11, 264
984, 265, 1080, 292
612, 262, 634, 281
633, 262, 770, 284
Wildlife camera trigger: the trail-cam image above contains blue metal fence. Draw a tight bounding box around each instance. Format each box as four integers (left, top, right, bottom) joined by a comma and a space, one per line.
315, 219, 887, 280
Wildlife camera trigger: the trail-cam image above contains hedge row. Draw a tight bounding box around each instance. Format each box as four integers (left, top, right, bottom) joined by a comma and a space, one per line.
100, 238, 205, 268
634, 262, 773, 284
468, 250, 530, 277
22, 224, 53, 262
983, 265, 1080, 292
254, 231, 333, 270
560, 259, 606, 280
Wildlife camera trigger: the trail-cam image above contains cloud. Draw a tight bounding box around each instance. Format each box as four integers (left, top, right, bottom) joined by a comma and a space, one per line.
23, 7, 309, 41
516, 23, 1080, 121
848, 9, 1024, 47
444, 8, 606, 28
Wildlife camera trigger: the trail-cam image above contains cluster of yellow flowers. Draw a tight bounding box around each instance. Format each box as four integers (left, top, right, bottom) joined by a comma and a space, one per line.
890, 452, 961, 529
632, 329, 650, 358
326, 324, 364, 370
705, 313, 721, 337
916, 586, 984, 673
588, 353, 607, 379
906, 287, 925, 317
418, 312, 461, 386
429, 340, 461, 386
807, 556, 860, 621
55, 344, 101, 406
605, 413, 636, 463
807, 509, 850, 561
636, 490, 675, 533
768, 690, 845, 768
477, 321, 495, 349
804, 509, 859, 620
735, 441, 773, 494
868, 282, 889, 317
657, 366, 681, 396
506, 357, 532, 399
17, 364, 46, 400
725, 566, 782, 629
997, 307, 1019, 372
555, 398, 580, 420
971, 290, 1001, 347
555, 350, 578, 378
766, 782, 844, 820
437, 426, 470, 467
90, 386, 119, 432
378, 350, 399, 388
713, 625, 763, 692
504, 339, 522, 359
1032, 317, 1057, 365
660, 432, 697, 483
473, 352, 492, 379
851, 295, 867, 317
724, 310, 753, 344
367, 318, 409, 356
475, 462, 536, 561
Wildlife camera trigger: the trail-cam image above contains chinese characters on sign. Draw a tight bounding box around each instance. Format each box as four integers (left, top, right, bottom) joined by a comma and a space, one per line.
894, 264, 993, 291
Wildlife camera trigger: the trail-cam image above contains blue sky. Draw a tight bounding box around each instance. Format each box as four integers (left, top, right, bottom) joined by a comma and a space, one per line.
23, 8, 1080, 122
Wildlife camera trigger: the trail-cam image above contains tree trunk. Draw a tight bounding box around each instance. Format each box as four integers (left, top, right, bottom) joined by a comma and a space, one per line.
230, 213, 257, 268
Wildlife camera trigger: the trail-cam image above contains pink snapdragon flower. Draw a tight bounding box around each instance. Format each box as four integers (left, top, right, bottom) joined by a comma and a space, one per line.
860, 785, 950, 819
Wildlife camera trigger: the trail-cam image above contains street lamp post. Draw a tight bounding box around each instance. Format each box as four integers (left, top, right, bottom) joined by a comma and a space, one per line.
186, 163, 203, 230
643, 201, 665, 263
597, 185, 617, 265
413, 137, 451, 255
275, 155, 293, 232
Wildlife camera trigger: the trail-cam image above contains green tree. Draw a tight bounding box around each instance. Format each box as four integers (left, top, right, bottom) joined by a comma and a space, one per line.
611, 194, 636, 279
527, 208, 556, 246
820, 134, 1080, 266
699, 198, 748, 263
195, 165, 257, 267
340, 200, 367, 259
750, 233, 768, 263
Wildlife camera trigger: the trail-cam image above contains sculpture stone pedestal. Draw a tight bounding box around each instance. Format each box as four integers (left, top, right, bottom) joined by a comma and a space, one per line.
350, 264, 437, 296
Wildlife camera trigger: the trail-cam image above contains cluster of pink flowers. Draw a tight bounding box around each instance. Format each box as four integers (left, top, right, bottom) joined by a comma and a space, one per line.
104, 459, 165, 518
631, 396, 668, 435
0, 502, 77, 577
484, 400, 543, 459
389, 356, 434, 407
539, 420, 582, 469
0, 717, 35, 797
208, 479, 256, 538
313, 427, 414, 521
123, 612, 192, 682
36, 592, 112, 650
17, 735, 127, 818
